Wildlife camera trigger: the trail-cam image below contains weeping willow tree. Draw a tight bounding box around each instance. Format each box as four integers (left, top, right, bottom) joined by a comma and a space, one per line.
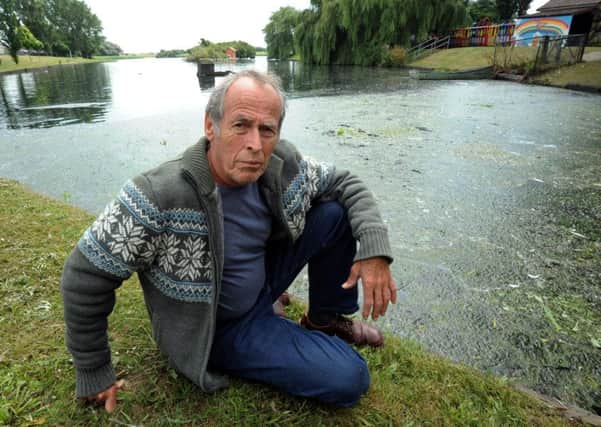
292, 0, 469, 66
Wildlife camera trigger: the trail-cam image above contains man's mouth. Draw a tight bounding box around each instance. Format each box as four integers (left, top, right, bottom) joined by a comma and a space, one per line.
238, 161, 263, 168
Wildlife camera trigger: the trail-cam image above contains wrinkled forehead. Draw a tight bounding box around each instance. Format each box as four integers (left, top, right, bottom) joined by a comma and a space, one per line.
223, 78, 283, 119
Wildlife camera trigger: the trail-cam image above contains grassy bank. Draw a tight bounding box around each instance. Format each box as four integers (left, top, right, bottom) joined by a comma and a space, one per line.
408, 46, 543, 72
531, 61, 601, 88
409, 46, 601, 72
408, 46, 601, 91
409, 47, 496, 71
0, 178, 581, 426
0, 54, 151, 74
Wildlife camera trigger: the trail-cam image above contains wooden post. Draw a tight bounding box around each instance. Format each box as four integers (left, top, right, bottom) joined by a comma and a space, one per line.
540, 36, 550, 64
196, 60, 215, 77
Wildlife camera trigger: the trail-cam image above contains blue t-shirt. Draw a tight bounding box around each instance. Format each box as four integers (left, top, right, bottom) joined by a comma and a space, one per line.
217, 182, 272, 321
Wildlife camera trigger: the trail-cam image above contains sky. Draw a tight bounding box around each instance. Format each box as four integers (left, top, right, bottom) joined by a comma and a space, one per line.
83, 0, 312, 53
83, 0, 550, 54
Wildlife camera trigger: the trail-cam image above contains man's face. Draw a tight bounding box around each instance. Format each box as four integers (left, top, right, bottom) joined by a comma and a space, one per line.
205, 78, 282, 187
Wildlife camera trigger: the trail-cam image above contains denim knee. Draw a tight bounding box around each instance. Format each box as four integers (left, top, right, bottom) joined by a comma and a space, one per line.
326, 357, 371, 408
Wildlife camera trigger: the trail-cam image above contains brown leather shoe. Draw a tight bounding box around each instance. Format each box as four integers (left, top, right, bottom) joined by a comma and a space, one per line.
300, 313, 384, 348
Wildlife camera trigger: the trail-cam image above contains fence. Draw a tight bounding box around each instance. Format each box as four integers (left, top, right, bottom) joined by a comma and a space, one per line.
407, 36, 451, 60
450, 23, 515, 48
493, 34, 586, 74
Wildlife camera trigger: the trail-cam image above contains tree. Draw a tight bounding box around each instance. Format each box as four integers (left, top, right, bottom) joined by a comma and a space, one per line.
467, 0, 499, 24
292, 0, 469, 66
0, 0, 22, 62
97, 40, 123, 56
44, 0, 103, 57
263, 6, 301, 59
515, 0, 532, 16
18, 24, 43, 50
16, 0, 52, 53
186, 39, 256, 61
186, 44, 228, 62
496, 0, 515, 21
227, 40, 256, 58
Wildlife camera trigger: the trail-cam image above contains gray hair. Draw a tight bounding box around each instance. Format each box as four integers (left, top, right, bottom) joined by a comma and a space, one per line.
205, 70, 287, 135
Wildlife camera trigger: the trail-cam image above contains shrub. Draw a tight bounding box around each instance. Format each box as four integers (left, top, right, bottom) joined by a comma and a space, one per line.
383, 46, 407, 67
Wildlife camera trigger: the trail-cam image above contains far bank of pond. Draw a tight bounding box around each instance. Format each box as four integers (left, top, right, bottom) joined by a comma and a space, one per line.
0, 56, 600, 412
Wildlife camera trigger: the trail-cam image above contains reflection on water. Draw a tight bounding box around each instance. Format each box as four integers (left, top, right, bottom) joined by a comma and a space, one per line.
268, 60, 412, 96
208, 57, 412, 96
0, 63, 111, 129
0, 57, 415, 130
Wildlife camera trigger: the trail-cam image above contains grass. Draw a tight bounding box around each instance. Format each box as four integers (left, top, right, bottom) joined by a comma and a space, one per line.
531, 61, 601, 88
0, 177, 582, 426
408, 46, 601, 89
409, 47, 496, 71
0, 54, 151, 74
409, 46, 541, 72
0, 55, 96, 73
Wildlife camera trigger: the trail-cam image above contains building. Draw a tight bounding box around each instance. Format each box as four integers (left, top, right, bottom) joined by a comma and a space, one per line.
516, 0, 601, 44
225, 47, 237, 59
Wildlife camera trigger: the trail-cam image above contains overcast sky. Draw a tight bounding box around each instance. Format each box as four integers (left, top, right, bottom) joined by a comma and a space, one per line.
82, 0, 311, 53
83, 0, 549, 54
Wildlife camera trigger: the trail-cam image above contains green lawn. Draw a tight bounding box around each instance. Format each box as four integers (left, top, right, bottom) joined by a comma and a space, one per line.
531, 60, 601, 88
0, 54, 151, 74
0, 55, 96, 73
408, 46, 601, 89
409, 47, 496, 71
0, 178, 580, 426
409, 46, 541, 71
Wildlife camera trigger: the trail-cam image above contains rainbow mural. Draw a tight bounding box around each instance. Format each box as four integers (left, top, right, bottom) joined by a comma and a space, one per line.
513, 16, 573, 46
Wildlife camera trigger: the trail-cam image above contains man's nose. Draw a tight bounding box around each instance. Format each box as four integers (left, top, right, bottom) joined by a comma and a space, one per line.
245, 127, 262, 151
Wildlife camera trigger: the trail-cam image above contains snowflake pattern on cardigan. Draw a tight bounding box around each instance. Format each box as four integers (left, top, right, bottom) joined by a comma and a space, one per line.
78, 180, 213, 303
282, 158, 333, 240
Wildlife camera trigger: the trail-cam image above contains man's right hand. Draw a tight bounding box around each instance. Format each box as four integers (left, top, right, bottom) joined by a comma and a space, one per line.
86, 379, 125, 413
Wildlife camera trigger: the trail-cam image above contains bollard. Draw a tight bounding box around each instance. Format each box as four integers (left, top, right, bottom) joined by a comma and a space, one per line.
197, 61, 215, 77
540, 36, 550, 64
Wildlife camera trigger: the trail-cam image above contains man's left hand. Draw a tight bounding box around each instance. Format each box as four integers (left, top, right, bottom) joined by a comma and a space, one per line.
342, 257, 397, 321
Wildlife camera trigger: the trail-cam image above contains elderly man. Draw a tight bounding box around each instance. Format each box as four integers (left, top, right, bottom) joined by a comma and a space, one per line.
61, 70, 396, 411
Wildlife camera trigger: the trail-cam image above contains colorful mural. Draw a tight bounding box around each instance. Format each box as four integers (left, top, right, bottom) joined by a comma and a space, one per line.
513, 16, 573, 46
450, 23, 515, 47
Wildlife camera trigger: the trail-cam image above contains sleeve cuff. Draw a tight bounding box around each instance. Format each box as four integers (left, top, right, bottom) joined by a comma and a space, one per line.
354, 228, 393, 263
76, 363, 116, 398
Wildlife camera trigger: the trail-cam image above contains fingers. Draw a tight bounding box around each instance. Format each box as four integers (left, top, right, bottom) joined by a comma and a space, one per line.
390, 278, 398, 305
362, 282, 373, 320
381, 285, 390, 316
347, 258, 397, 320
87, 380, 125, 414
104, 388, 117, 413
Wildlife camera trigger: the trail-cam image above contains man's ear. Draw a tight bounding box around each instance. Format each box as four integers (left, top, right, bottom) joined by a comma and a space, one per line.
204, 112, 215, 141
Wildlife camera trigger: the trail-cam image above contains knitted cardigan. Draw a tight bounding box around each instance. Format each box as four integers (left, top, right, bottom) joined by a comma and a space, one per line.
61, 137, 392, 398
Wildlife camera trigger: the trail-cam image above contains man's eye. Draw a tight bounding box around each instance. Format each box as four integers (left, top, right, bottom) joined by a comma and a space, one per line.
260, 127, 276, 136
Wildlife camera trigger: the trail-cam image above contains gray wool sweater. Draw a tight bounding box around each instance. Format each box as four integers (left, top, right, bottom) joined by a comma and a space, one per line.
61, 137, 393, 398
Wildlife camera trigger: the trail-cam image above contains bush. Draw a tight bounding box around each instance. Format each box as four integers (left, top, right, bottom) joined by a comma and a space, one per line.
185, 46, 228, 62
156, 49, 187, 58
383, 46, 407, 67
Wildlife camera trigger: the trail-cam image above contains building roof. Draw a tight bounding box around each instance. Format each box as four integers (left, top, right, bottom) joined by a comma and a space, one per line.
531, 0, 601, 16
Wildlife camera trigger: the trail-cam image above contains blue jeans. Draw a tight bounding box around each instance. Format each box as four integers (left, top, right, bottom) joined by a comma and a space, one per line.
209, 202, 369, 407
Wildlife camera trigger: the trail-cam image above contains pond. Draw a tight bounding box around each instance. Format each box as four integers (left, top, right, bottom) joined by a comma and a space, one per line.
1, 56, 600, 412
